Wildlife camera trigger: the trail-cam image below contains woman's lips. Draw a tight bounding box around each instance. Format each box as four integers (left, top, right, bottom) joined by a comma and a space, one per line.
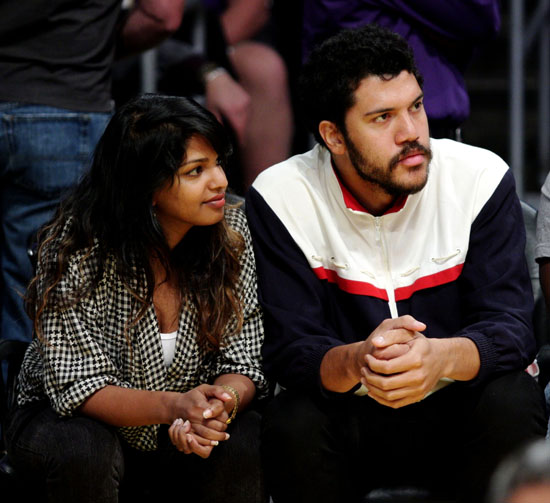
204, 194, 226, 208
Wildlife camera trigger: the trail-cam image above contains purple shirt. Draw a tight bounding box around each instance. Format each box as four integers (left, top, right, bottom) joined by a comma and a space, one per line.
302, 0, 501, 124
202, 0, 226, 14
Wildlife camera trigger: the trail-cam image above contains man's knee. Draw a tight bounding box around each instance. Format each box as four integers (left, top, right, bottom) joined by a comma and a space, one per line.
261, 391, 363, 502
262, 390, 332, 454
474, 371, 548, 441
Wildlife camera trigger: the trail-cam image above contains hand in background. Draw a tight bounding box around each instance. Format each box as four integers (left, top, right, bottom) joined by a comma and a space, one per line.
205, 70, 250, 147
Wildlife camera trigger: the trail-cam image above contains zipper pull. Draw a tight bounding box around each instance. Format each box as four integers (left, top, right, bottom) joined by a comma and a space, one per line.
375, 217, 381, 243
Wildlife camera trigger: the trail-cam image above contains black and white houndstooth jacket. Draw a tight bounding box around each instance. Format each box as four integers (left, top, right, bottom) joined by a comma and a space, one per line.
16, 207, 266, 451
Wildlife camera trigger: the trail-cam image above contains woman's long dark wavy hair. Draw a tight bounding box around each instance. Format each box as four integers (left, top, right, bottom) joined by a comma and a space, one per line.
26, 94, 244, 351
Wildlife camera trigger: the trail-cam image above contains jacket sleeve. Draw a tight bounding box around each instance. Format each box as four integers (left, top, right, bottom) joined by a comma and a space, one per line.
246, 188, 347, 393
39, 255, 132, 416
456, 170, 537, 383
211, 209, 269, 398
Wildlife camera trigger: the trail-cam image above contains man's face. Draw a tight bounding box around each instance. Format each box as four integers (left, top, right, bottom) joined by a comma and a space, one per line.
341, 71, 431, 198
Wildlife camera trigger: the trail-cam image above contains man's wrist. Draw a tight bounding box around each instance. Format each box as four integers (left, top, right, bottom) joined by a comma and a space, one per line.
436, 337, 480, 381
320, 342, 364, 393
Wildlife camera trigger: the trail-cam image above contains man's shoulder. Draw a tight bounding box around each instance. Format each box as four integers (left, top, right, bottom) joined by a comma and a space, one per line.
252, 144, 329, 198
431, 138, 509, 177
430, 138, 511, 210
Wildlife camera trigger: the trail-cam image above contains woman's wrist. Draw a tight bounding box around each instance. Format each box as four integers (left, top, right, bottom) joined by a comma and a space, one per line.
220, 384, 239, 424
162, 390, 186, 424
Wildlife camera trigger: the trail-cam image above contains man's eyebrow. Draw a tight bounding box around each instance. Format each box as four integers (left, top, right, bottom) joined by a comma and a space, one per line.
364, 93, 424, 117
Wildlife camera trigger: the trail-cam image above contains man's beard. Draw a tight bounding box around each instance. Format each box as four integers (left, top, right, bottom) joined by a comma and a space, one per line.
344, 134, 432, 197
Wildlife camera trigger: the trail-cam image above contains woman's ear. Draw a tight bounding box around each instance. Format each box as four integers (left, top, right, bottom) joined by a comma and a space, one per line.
319, 121, 346, 155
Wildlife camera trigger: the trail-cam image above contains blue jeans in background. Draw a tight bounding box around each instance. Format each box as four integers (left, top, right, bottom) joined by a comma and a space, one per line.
0, 103, 111, 342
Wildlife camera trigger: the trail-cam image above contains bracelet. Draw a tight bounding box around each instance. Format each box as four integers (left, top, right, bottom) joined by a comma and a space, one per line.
221, 384, 239, 424
203, 66, 228, 84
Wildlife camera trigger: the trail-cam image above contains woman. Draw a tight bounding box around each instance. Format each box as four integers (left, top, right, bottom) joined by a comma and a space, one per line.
5, 94, 268, 502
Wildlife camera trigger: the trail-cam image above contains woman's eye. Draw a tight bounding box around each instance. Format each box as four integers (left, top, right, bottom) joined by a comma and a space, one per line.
186, 166, 203, 176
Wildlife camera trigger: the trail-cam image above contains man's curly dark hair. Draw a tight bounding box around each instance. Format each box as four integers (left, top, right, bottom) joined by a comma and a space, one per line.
298, 24, 423, 146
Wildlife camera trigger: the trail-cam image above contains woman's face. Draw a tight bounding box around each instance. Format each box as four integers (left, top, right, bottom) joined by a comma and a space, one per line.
153, 135, 228, 249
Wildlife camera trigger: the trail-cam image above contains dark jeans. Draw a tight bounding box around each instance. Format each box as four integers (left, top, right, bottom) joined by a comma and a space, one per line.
262, 371, 548, 503
6, 401, 267, 502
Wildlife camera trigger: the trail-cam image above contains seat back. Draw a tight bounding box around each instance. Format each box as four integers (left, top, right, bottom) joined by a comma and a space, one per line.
521, 201, 550, 349
1, 340, 29, 454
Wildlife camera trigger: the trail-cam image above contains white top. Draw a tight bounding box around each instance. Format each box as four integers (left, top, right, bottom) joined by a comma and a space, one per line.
160, 330, 178, 367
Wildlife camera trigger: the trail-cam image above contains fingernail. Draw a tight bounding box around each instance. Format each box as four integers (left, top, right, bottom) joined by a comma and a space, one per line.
211, 440, 219, 446
225, 433, 230, 440
173, 417, 183, 426
222, 393, 232, 400
187, 434, 194, 443
373, 336, 384, 344
183, 420, 190, 427
203, 409, 213, 419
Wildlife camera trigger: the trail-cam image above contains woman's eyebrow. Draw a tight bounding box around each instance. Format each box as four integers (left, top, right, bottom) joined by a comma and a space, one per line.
181, 157, 208, 166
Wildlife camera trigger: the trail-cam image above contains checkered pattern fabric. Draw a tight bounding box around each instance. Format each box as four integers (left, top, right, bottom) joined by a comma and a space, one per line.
16, 207, 266, 451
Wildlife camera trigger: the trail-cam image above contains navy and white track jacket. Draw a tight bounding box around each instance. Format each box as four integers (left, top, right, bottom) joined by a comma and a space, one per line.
246, 139, 536, 394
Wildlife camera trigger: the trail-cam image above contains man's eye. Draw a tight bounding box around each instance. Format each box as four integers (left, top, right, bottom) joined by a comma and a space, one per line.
412, 101, 423, 111
374, 113, 389, 123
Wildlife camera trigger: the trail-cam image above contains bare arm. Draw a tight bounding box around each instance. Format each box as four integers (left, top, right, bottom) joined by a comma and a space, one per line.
212, 373, 256, 415
118, 0, 186, 56
78, 383, 230, 427
219, 0, 269, 45
204, 70, 250, 146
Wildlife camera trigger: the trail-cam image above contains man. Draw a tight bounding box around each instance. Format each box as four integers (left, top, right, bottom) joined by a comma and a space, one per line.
0, 0, 185, 344
245, 25, 548, 503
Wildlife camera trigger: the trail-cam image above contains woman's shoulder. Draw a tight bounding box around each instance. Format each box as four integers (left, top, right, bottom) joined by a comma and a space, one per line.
38, 218, 108, 285
224, 202, 248, 233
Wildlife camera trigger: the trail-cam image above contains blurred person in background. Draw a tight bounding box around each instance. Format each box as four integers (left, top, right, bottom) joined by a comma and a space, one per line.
487, 439, 550, 503
207, 0, 293, 187
116, 0, 294, 191
0, 0, 185, 345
